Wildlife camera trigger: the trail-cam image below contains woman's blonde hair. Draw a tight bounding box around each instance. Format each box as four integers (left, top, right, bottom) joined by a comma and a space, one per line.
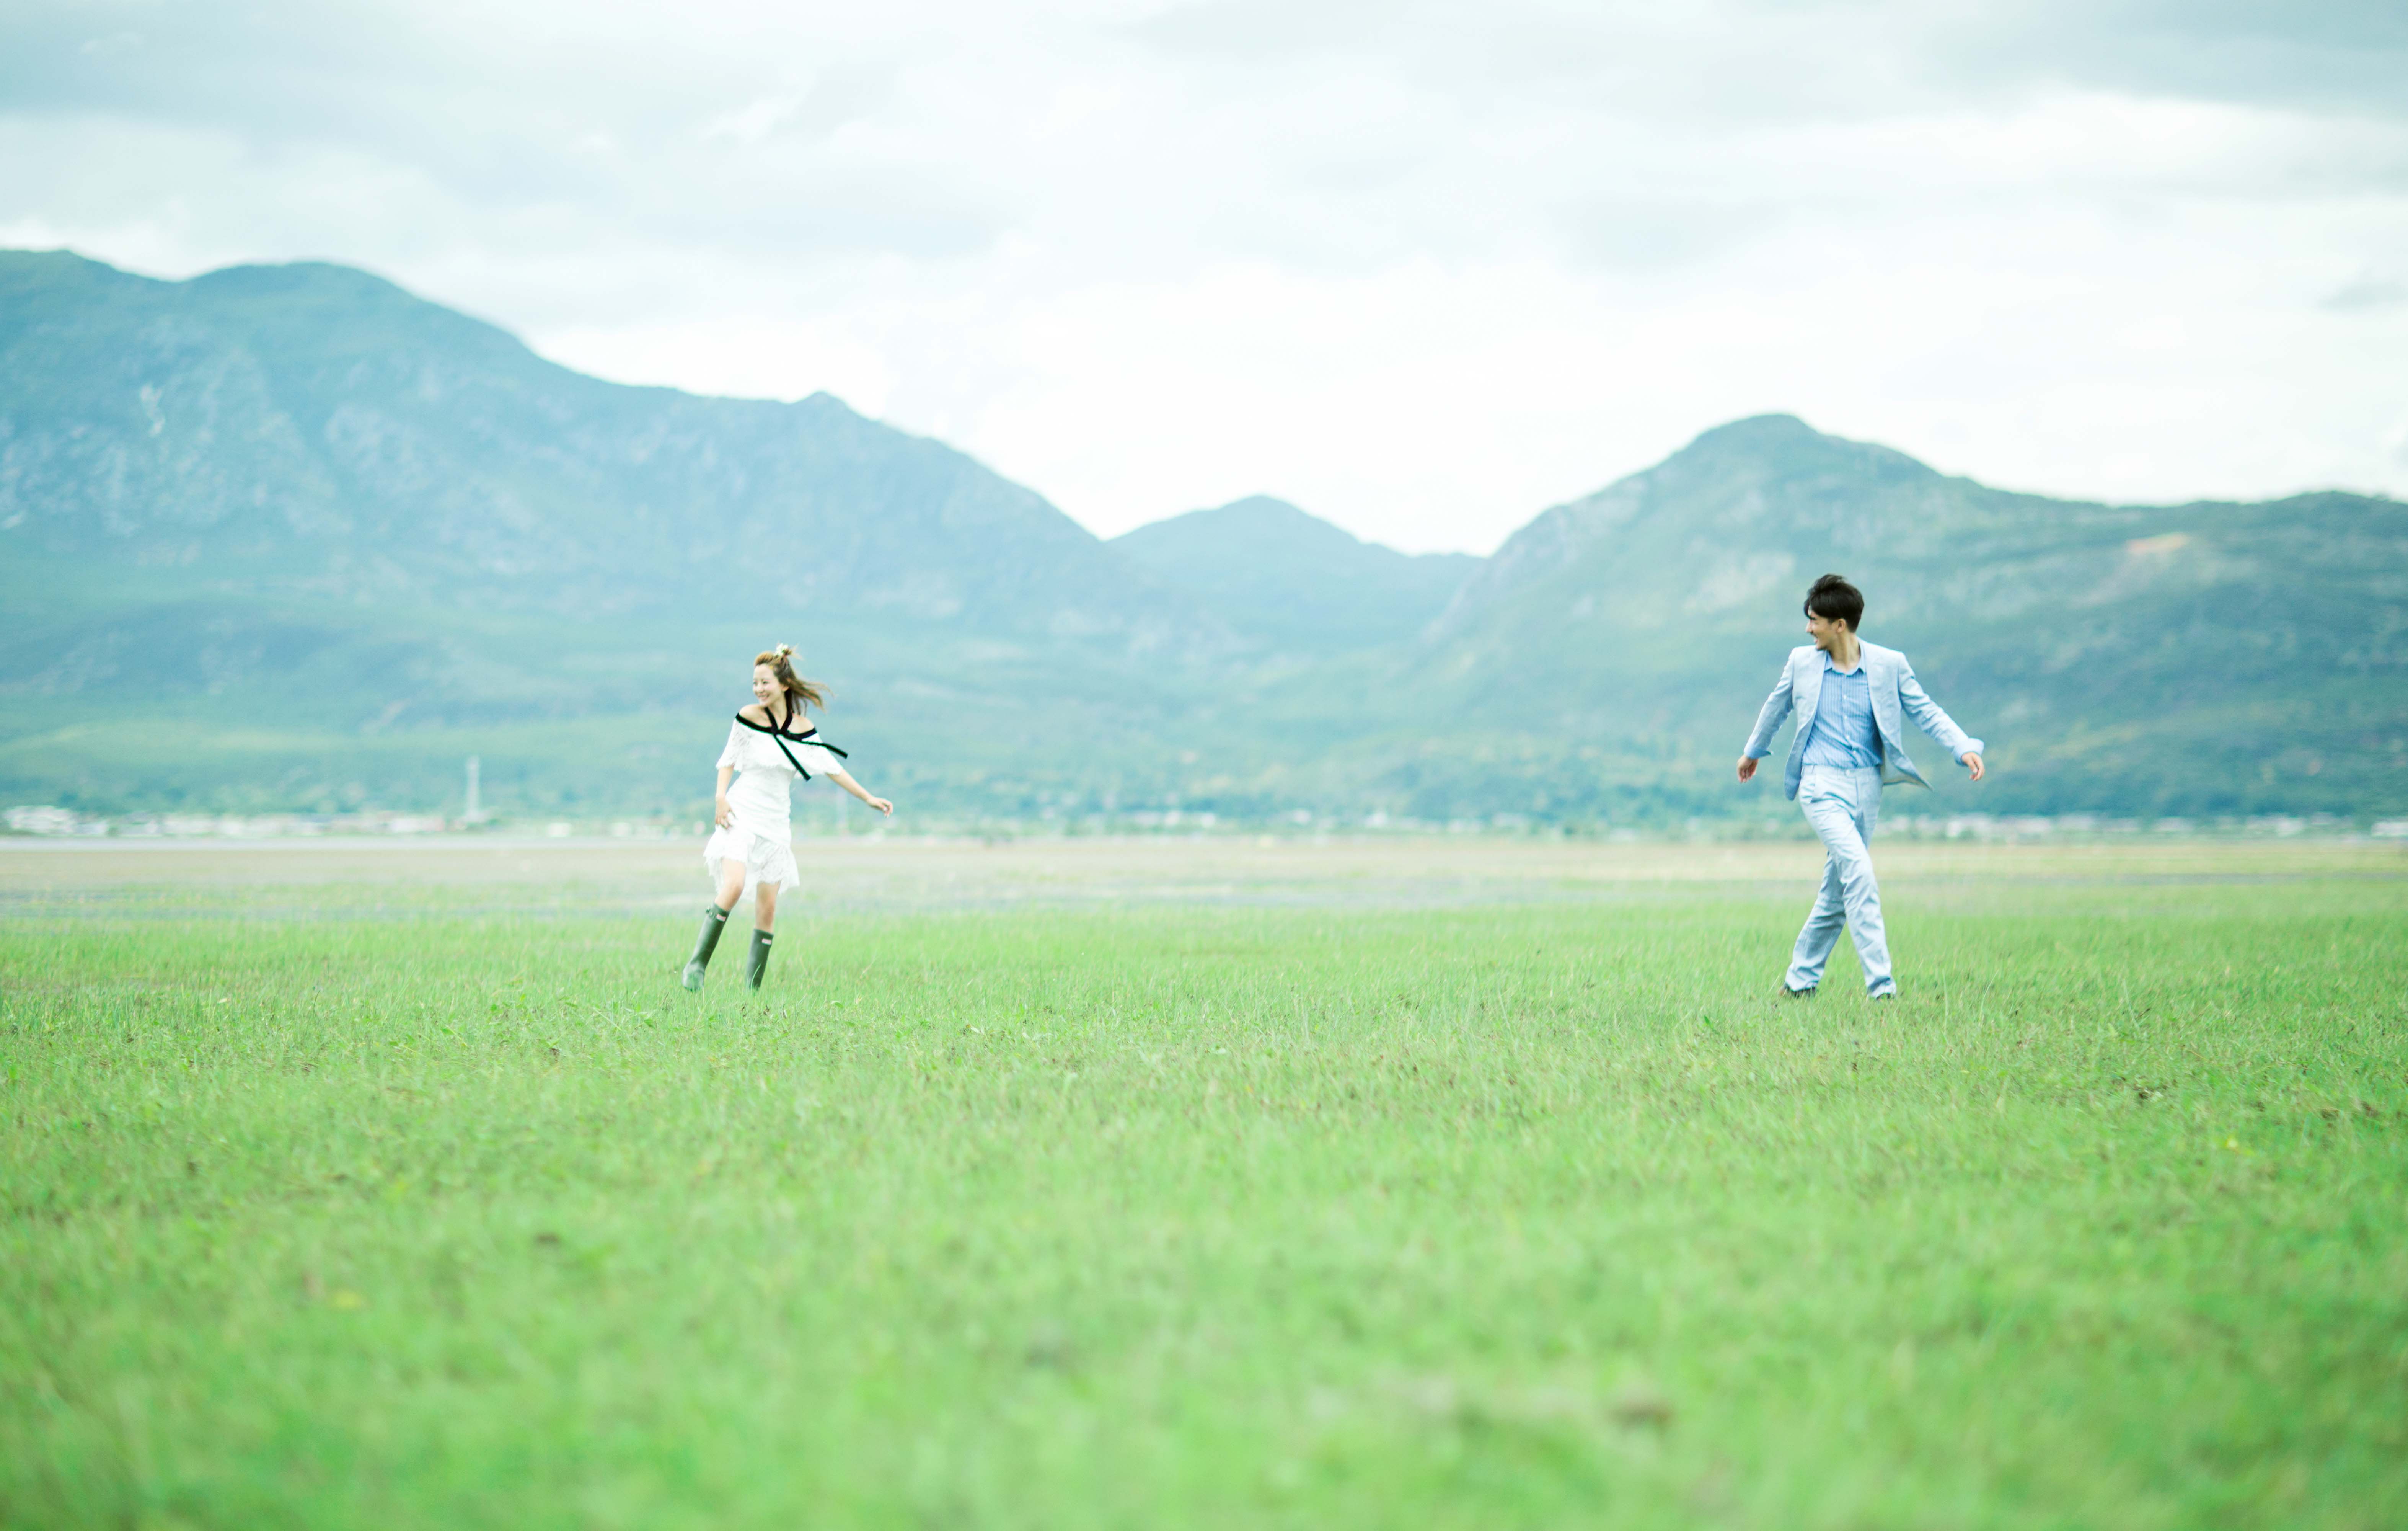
755, 645, 827, 712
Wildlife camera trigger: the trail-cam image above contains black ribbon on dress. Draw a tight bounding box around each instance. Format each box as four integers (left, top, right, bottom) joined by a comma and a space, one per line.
734, 711, 849, 780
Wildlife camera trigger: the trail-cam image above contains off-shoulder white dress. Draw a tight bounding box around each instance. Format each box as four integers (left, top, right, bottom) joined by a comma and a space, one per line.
704, 714, 843, 895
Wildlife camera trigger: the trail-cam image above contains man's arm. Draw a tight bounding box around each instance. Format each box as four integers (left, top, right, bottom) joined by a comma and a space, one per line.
1735, 658, 1797, 782
1897, 663, 1985, 779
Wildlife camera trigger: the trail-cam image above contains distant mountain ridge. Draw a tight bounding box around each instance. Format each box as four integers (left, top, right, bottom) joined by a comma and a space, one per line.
1111, 496, 1476, 658
0, 250, 1209, 648
2, 249, 2401, 825
1389, 414, 2407, 819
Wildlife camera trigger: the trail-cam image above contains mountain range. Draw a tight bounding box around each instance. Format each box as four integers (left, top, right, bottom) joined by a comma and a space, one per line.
1111, 496, 1476, 659
2, 249, 2401, 826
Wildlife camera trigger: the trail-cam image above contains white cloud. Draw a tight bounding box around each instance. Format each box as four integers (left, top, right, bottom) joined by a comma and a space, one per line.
698, 96, 805, 147
2, 0, 2403, 551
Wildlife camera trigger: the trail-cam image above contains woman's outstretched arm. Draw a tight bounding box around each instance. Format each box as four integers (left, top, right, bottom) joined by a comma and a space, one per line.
828, 770, 894, 816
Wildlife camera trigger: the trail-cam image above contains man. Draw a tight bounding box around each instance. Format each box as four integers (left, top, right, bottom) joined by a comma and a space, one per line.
1736, 574, 1984, 999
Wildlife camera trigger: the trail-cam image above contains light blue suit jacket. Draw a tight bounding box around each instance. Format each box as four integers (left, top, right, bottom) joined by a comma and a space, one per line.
1743, 641, 1984, 801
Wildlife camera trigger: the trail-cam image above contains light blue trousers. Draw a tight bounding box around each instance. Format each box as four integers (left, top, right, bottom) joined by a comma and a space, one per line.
1786, 764, 1896, 996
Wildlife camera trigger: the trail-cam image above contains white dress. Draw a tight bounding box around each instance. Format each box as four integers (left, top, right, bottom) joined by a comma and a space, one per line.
703, 714, 843, 894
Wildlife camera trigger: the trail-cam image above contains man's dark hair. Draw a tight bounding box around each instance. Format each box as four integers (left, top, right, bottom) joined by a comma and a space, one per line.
1803, 573, 1864, 630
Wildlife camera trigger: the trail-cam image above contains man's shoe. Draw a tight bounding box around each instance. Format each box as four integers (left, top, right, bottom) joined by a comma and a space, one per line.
1778, 983, 1816, 999
1868, 989, 1898, 1002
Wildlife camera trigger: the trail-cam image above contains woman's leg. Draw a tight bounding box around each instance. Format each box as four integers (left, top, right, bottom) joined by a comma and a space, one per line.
685, 860, 750, 992
714, 860, 748, 914
744, 880, 780, 991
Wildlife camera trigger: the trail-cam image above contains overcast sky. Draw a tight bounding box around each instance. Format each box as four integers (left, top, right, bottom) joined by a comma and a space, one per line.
3, 0, 2403, 552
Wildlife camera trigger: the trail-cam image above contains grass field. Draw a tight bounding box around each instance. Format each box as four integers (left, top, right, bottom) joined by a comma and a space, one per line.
3, 837, 2405, 1529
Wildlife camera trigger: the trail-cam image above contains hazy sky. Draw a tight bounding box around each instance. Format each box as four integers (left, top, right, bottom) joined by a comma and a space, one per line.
3, 0, 2403, 552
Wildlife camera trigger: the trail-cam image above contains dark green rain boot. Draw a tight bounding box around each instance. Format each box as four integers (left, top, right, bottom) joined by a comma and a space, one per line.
745, 929, 774, 992
682, 905, 730, 991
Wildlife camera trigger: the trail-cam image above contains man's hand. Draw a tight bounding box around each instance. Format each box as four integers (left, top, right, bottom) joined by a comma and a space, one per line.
1736, 756, 1759, 782
1963, 752, 1985, 782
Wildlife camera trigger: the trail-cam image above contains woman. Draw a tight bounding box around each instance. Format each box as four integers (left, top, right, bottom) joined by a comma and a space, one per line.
681, 646, 893, 992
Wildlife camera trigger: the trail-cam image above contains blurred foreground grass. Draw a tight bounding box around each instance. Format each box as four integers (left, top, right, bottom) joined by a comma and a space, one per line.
2, 840, 2405, 1529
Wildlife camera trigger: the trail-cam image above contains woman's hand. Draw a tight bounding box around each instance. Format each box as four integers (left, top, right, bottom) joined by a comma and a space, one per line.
831, 771, 893, 816
714, 794, 734, 829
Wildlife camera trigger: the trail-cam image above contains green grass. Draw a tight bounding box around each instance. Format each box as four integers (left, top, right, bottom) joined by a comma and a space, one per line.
3, 855, 2406, 1528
